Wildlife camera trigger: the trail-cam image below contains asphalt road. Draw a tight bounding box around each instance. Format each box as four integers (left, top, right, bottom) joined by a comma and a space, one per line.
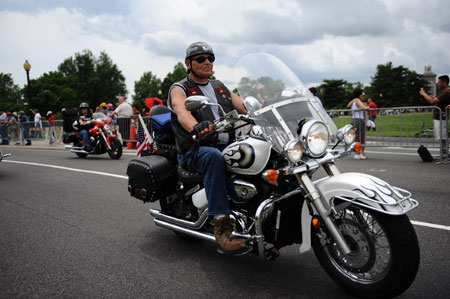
0, 147, 449, 299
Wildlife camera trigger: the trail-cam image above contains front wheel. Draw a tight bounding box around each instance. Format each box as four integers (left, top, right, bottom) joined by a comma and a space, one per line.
107, 137, 122, 159
312, 206, 419, 298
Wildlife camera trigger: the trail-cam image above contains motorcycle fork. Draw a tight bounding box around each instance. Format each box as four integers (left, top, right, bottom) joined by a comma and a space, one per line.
295, 173, 351, 255
99, 130, 112, 150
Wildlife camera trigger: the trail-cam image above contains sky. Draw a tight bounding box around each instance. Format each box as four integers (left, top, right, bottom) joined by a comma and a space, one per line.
1, 0, 449, 97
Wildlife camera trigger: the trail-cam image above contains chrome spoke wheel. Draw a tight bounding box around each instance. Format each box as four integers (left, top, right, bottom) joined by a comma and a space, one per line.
317, 207, 391, 284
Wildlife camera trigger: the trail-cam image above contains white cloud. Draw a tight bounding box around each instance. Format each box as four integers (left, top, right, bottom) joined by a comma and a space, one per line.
0, 7, 176, 96
1, 0, 449, 101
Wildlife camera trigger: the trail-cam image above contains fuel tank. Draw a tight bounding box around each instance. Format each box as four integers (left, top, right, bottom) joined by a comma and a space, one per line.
222, 137, 272, 175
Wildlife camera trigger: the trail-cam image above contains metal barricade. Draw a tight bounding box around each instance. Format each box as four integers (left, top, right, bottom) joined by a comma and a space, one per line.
29, 121, 44, 139
43, 120, 63, 145
116, 117, 131, 142
328, 106, 449, 161
116, 116, 153, 143
7, 122, 21, 145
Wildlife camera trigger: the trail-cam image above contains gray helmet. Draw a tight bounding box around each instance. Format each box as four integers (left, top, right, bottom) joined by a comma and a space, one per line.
79, 102, 90, 109
185, 42, 214, 60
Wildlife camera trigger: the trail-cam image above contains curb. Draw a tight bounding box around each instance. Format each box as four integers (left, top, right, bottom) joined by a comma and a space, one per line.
0, 144, 138, 153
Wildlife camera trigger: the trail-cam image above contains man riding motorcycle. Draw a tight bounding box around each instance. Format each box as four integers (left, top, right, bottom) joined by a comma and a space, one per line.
77, 102, 94, 151
168, 41, 247, 254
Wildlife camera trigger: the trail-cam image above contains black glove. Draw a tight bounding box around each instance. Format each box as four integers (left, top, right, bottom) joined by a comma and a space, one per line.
191, 120, 213, 137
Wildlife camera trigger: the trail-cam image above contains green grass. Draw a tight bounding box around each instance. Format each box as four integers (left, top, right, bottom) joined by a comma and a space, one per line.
331, 112, 435, 138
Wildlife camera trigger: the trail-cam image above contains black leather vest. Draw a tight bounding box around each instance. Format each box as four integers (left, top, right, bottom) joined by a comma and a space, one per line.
169, 77, 234, 153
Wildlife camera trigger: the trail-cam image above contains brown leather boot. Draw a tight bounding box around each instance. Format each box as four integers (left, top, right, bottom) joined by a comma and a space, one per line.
213, 215, 247, 254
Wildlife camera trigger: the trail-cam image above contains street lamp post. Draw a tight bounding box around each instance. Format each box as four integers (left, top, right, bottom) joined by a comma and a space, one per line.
23, 60, 32, 108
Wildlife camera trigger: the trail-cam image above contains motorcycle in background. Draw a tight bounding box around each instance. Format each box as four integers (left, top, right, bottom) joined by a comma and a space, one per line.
0, 150, 10, 162
63, 113, 122, 159
126, 53, 420, 298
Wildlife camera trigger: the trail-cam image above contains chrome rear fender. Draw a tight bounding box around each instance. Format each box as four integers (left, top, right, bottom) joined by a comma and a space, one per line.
316, 172, 418, 215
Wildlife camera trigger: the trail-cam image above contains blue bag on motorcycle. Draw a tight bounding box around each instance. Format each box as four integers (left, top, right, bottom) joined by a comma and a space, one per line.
126, 155, 177, 202
150, 105, 174, 145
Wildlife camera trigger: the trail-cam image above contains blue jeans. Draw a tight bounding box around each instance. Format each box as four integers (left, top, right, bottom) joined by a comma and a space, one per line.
178, 146, 234, 216
79, 130, 91, 146
22, 125, 31, 142
0, 125, 8, 143
33, 122, 42, 138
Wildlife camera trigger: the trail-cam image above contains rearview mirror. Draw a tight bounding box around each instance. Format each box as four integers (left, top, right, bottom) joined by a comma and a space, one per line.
244, 96, 261, 114
185, 96, 210, 112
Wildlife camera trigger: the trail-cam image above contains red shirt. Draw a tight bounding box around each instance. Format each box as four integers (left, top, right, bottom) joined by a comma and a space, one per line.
48, 115, 56, 126
368, 102, 377, 116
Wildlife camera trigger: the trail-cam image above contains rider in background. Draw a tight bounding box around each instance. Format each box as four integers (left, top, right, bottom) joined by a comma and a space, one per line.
77, 103, 94, 151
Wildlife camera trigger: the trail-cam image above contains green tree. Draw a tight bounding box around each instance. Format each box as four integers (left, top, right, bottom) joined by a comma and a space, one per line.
368, 62, 428, 107
27, 71, 77, 114
160, 62, 188, 100
318, 79, 351, 109
94, 52, 127, 102
0, 73, 23, 111
57, 50, 126, 108
132, 71, 162, 105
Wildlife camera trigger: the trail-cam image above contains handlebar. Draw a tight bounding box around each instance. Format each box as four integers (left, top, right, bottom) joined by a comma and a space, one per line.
192, 114, 255, 142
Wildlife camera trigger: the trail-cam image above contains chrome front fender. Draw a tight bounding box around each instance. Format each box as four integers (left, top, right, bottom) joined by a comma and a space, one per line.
316, 172, 418, 215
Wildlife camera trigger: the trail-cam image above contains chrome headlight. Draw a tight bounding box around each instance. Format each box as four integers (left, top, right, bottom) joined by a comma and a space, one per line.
337, 124, 356, 145
300, 120, 329, 157
103, 124, 111, 131
283, 140, 303, 163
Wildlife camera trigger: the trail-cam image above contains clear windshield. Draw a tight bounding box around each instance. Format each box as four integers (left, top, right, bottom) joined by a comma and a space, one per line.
234, 52, 337, 153
92, 112, 107, 120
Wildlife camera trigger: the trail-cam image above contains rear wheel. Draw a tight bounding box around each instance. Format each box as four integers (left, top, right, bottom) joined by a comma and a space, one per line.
76, 152, 88, 158
75, 141, 88, 158
312, 206, 419, 298
107, 137, 122, 159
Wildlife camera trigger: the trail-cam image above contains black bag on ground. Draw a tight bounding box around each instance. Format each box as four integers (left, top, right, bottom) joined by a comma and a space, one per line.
126, 155, 177, 202
418, 145, 434, 162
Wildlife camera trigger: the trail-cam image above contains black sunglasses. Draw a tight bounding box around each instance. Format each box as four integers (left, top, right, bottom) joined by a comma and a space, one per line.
192, 55, 215, 63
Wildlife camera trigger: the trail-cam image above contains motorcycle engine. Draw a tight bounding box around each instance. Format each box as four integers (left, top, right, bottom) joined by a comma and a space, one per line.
232, 179, 257, 204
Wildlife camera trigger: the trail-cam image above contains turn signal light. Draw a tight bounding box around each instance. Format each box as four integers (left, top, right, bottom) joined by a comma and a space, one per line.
312, 217, 321, 229
354, 142, 362, 153
266, 169, 278, 183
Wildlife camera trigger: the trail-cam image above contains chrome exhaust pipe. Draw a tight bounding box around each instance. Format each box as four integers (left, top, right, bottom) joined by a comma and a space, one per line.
64, 145, 83, 150
70, 149, 88, 154
149, 208, 208, 229
154, 219, 216, 243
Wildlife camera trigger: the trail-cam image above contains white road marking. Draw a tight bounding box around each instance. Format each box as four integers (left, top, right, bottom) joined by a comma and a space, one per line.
4, 160, 128, 180
365, 150, 418, 156
411, 220, 450, 231
4, 159, 450, 232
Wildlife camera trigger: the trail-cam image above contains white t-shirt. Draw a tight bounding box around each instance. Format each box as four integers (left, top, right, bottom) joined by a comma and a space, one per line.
351, 101, 365, 120
197, 82, 229, 144
34, 113, 42, 125
114, 102, 133, 118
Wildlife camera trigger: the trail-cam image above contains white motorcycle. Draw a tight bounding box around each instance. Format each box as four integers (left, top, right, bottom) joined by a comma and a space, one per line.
127, 53, 419, 298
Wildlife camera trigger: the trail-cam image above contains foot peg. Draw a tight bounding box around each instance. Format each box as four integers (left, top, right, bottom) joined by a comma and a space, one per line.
217, 245, 252, 256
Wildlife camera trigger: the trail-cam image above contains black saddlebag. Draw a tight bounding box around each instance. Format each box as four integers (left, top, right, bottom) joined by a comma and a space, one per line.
62, 132, 79, 144
126, 155, 176, 202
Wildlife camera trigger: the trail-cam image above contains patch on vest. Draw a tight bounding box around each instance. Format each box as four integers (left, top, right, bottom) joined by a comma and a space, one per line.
188, 87, 201, 96
215, 86, 229, 100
